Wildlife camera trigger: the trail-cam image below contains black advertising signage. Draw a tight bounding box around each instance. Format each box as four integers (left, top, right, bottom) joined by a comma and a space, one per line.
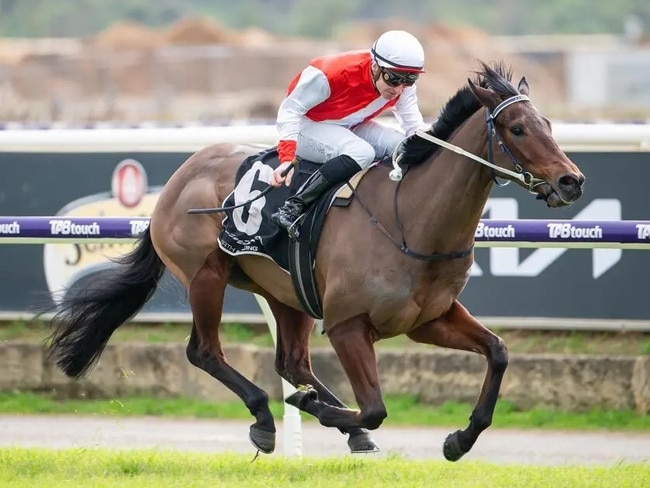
0, 149, 648, 322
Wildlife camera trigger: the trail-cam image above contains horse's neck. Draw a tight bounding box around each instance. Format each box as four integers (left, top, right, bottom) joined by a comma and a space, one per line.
404, 113, 492, 251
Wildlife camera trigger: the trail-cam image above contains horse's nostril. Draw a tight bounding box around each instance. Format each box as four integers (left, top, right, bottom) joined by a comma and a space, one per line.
559, 175, 581, 189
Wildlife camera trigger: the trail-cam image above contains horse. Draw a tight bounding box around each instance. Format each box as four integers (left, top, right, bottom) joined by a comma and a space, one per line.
46, 61, 584, 461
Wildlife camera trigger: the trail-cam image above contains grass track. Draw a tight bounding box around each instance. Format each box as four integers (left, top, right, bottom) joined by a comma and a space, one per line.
1, 392, 648, 431
1, 449, 648, 488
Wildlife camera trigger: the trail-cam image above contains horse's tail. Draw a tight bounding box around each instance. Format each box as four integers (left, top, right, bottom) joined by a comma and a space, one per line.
46, 226, 165, 378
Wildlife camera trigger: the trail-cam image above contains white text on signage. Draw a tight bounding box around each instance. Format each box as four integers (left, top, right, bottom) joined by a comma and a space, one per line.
475, 222, 516, 239
0, 221, 20, 235
129, 219, 150, 236
49, 219, 100, 236
636, 224, 650, 240
547, 223, 603, 239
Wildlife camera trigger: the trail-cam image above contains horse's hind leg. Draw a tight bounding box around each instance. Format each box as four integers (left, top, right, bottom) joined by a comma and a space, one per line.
264, 296, 380, 453
284, 314, 389, 432
407, 300, 509, 462
185, 250, 276, 454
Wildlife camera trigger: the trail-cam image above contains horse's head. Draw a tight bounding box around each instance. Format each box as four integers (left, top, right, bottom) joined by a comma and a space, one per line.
468, 62, 585, 207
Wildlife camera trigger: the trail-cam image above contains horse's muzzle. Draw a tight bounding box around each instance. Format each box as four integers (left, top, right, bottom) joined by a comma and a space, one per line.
536, 172, 585, 208
556, 173, 585, 204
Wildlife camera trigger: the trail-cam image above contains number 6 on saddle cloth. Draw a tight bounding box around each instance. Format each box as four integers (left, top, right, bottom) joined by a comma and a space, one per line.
217, 147, 370, 319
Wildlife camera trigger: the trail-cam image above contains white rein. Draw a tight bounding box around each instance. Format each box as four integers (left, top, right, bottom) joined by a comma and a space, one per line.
390, 94, 546, 191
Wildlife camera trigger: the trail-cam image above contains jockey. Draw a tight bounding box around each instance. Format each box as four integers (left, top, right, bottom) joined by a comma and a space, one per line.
270, 29, 427, 233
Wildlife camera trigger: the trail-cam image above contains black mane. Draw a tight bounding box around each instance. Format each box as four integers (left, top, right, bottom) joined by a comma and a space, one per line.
399, 60, 518, 166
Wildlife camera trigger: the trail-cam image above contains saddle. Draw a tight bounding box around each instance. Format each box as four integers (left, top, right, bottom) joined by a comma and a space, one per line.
217, 147, 375, 319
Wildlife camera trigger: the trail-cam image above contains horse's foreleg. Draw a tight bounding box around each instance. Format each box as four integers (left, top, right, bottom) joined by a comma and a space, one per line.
186, 250, 276, 454
264, 297, 380, 453
287, 314, 387, 432
407, 300, 509, 462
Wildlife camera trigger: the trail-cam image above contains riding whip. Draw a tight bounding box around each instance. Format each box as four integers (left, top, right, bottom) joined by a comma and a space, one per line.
187, 163, 294, 215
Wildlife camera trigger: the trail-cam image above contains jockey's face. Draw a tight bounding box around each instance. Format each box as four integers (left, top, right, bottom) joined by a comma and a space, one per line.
372, 64, 418, 100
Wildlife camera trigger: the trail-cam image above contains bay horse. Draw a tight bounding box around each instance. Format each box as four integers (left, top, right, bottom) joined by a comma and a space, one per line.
46, 61, 584, 461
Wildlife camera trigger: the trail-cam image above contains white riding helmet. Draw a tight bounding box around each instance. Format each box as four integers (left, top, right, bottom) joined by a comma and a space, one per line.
371, 30, 425, 73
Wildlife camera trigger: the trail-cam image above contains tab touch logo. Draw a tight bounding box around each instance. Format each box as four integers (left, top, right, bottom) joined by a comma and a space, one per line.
546, 222, 603, 239
472, 198, 622, 279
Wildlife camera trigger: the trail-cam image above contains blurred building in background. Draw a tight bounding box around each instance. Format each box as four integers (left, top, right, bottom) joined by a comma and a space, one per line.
0, 17, 648, 124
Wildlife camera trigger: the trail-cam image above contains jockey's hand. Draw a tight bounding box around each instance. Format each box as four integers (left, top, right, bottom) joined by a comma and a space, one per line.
271, 161, 295, 187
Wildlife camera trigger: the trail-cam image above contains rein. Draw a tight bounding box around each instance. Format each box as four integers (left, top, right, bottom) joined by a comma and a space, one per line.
365, 93, 543, 262
391, 94, 547, 193
185, 94, 540, 264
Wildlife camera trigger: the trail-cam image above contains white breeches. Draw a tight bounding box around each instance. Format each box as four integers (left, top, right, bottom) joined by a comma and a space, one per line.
295, 119, 405, 169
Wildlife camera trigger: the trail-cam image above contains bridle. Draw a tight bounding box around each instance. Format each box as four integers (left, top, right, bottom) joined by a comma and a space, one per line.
485, 94, 547, 190
391, 93, 547, 193
354, 93, 548, 262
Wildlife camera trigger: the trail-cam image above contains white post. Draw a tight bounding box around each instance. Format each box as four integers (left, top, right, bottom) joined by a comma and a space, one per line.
253, 294, 302, 457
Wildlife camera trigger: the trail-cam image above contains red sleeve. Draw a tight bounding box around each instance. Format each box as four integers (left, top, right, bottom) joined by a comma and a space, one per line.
278, 139, 297, 164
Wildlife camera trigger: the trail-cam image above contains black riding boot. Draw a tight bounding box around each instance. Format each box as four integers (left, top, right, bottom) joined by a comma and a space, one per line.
271, 154, 362, 234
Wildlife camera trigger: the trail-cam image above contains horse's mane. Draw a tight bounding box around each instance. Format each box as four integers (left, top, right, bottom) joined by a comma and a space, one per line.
399, 60, 518, 166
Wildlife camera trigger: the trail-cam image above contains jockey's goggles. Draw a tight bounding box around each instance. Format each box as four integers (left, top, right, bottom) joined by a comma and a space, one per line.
381, 68, 419, 87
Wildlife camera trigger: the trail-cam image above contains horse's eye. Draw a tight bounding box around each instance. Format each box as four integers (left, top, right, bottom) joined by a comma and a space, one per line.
510, 125, 525, 136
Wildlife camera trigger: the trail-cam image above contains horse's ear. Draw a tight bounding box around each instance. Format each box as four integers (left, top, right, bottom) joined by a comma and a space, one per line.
518, 76, 530, 96
467, 78, 500, 110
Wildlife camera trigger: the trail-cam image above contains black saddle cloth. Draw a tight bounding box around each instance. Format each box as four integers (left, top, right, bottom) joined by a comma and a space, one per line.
218, 147, 335, 272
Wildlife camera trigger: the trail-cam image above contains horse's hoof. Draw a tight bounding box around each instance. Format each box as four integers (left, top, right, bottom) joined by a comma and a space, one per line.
285, 387, 317, 409
249, 426, 275, 454
442, 430, 467, 462
348, 431, 381, 454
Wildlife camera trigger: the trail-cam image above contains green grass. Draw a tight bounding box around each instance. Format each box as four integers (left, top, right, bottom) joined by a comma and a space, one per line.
1, 391, 648, 431
0, 449, 648, 488
3, 319, 650, 355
